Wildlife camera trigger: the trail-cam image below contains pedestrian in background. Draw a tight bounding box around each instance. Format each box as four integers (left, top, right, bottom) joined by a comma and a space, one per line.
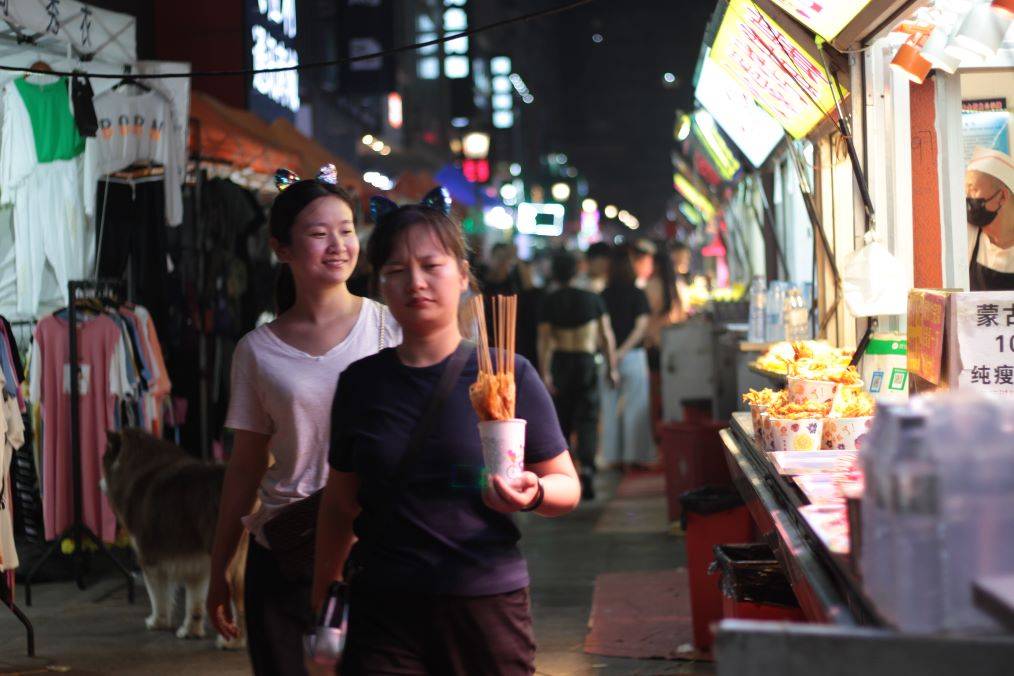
600, 247, 655, 470
538, 251, 618, 499
644, 242, 683, 443
576, 242, 611, 294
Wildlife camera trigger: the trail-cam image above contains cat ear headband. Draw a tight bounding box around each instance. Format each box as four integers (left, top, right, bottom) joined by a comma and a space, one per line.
274, 163, 338, 191
369, 186, 452, 223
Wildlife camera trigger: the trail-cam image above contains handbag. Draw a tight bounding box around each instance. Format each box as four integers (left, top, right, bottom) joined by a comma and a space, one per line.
262, 305, 390, 581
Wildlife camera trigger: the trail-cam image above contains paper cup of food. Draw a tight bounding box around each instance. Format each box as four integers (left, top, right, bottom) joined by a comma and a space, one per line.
822, 417, 874, 451
478, 419, 526, 488
762, 414, 779, 452
787, 376, 838, 405
750, 404, 769, 441
768, 417, 825, 452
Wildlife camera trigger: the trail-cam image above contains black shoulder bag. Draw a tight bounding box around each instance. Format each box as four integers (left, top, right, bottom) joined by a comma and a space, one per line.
263, 341, 472, 581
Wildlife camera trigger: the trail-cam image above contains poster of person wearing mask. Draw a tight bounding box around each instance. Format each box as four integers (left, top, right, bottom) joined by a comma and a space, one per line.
966, 147, 1014, 291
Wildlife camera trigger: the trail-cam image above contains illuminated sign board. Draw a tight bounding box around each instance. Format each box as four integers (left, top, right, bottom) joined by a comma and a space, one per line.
770, 0, 871, 40
679, 201, 704, 227
711, 0, 843, 139
248, 0, 300, 117
517, 202, 564, 236
695, 55, 783, 167
692, 109, 741, 181
674, 174, 716, 221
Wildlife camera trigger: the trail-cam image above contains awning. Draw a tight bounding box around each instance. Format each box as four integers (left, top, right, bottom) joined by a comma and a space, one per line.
268, 118, 364, 194
189, 91, 300, 176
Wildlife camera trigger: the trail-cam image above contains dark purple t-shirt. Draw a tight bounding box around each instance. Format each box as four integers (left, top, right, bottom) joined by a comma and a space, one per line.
329, 347, 567, 596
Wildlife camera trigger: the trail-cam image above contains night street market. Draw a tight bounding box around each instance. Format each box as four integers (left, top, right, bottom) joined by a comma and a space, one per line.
2, 0, 1014, 674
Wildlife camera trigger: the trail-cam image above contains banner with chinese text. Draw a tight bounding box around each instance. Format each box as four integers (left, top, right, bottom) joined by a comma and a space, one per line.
954, 292, 1014, 398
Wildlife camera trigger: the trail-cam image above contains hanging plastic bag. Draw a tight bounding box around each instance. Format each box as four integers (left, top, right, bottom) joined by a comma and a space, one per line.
842, 230, 908, 317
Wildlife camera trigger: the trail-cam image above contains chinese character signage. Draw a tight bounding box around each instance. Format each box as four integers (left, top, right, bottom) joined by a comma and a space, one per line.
710, 0, 843, 139
770, 0, 870, 40
338, 0, 395, 95
247, 0, 300, 120
954, 292, 1014, 398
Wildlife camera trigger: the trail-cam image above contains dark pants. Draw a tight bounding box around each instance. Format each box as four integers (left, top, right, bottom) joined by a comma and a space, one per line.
95, 178, 170, 339
343, 586, 536, 675
550, 352, 600, 475
244, 538, 313, 676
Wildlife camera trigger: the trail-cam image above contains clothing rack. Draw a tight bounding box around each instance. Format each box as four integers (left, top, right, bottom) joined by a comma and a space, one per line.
0, 315, 34, 655
23, 280, 136, 606
1, 572, 33, 656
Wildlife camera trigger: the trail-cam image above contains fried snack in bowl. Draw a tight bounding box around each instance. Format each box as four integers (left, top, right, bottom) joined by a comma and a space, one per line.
768, 399, 832, 420
742, 388, 781, 406
831, 387, 876, 418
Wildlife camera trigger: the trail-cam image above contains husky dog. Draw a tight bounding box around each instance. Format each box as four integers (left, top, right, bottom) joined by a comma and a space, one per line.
102, 428, 246, 647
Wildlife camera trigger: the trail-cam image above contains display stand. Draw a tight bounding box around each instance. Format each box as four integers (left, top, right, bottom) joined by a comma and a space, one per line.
1, 572, 33, 656
22, 280, 135, 606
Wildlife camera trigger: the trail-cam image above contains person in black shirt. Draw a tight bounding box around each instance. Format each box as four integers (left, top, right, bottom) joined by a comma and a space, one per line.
538, 251, 618, 499
599, 247, 655, 470
311, 197, 581, 675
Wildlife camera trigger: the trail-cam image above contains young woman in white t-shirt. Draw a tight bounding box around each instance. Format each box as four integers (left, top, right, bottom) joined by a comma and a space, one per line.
206, 169, 400, 675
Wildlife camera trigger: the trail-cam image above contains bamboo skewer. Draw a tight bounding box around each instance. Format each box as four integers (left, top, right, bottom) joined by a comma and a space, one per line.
469, 294, 518, 420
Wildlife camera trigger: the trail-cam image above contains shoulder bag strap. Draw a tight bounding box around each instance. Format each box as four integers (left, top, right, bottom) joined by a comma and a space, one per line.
393, 340, 473, 479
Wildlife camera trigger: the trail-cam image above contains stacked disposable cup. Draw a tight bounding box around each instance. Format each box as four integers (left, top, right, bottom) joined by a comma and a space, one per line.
478, 419, 526, 488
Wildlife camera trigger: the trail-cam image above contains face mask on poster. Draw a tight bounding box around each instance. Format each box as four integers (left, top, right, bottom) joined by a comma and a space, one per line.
967, 190, 1002, 228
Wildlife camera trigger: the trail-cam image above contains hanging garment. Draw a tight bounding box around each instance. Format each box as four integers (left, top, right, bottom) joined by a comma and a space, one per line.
0, 371, 24, 571
0, 78, 89, 317
70, 75, 98, 138
95, 178, 171, 339
85, 88, 183, 226
30, 313, 128, 543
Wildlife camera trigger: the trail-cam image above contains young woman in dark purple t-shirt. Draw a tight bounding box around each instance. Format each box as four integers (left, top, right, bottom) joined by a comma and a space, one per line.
310, 194, 581, 675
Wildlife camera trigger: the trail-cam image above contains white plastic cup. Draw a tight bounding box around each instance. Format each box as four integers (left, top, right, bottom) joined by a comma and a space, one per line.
478, 419, 526, 487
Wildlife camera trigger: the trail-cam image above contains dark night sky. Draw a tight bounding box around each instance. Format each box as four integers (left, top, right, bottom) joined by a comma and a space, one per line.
483, 0, 716, 228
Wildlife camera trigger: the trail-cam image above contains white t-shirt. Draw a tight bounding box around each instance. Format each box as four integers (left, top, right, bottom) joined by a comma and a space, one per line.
225, 298, 402, 546
969, 225, 1014, 273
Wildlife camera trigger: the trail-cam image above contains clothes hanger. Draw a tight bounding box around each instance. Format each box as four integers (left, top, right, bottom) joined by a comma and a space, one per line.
111, 65, 151, 93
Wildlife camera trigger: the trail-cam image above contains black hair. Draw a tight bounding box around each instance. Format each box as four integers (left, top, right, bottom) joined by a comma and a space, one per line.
586, 242, 611, 261
654, 248, 678, 317
366, 205, 477, 295
550, 251, 578, 285
269, 179, 358, 314
607, 245, 637, 288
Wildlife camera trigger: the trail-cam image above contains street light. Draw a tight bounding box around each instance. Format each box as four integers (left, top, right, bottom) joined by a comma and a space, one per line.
462, 131, 491, 160
604, 205, 618, 219
371, 140, 384, 152
582, 198, 598, 213
362, 134, 374, 145
551, 182, 571, 202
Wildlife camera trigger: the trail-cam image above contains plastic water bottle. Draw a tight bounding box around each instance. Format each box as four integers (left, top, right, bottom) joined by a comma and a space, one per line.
929, 396, 1014, 632
748, 276, 766, 343
890, 414, 943, 633
765, 282, 786, 342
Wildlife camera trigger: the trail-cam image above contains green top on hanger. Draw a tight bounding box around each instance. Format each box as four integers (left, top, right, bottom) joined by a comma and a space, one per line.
14, 76, 85, 162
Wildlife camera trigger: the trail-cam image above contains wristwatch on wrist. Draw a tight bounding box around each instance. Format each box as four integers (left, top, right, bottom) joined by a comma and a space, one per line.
521, 479, 545, 512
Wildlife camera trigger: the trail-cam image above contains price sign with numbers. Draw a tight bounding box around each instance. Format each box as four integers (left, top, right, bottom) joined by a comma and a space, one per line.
954, 292, 1014, 398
